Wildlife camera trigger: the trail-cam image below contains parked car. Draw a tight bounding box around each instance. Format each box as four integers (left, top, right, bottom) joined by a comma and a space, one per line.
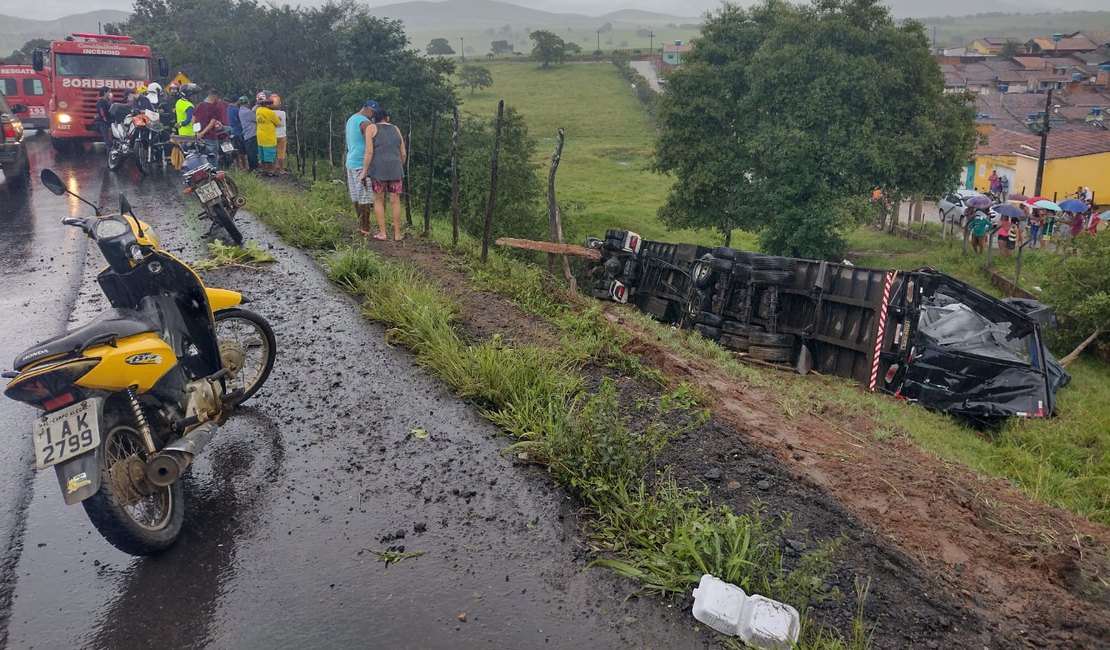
938, 189, 987, 226
0, 92, 31, 191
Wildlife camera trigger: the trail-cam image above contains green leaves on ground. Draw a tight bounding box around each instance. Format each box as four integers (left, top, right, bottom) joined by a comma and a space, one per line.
653, 0, 977, 259
193, 240, 276, 271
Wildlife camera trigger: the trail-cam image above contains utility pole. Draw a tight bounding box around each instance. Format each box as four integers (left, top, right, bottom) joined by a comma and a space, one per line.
649, 30, 654, 53
460, 37, 465, 61
596, 30, 600, 54
1034, 88, 1053, 196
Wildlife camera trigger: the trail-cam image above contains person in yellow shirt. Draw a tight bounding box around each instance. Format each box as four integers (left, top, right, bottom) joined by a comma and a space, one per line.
254, 91, 281, 176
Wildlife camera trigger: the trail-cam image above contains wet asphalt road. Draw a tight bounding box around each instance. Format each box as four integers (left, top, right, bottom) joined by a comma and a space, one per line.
0, 137, 705, 649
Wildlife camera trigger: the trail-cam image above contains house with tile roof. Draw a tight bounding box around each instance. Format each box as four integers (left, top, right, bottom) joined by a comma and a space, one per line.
971, 128, 1110, 203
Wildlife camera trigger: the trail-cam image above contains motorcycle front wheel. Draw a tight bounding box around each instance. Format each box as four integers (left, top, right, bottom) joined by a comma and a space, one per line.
214, 307, 276, 407
107, 147, 123, 171
136, 142, 151, 176
210, 203, 243, 246
82, 406, 184, 556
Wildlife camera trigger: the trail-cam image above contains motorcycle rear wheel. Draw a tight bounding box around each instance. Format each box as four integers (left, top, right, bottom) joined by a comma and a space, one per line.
82, 406, 184, 556
210, 203, 243, 246
214, 307, 276, 407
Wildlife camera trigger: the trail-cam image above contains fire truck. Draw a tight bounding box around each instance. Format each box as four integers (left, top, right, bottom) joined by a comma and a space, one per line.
0, 64, 51, 131
32, 33, 167, 151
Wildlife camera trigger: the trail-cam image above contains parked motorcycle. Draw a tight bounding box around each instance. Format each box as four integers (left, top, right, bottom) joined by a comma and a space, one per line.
2, 169, 276, 556
178, 124, 246, 246
107, 103, 160, 176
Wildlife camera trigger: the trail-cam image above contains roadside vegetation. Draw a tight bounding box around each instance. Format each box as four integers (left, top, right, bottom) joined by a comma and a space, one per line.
233, 172, 871, 648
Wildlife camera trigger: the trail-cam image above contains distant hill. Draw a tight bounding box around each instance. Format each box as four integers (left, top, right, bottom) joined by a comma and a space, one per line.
370, 0, 698, 31
917, 11, 1110, 47
0, 10, 130, 54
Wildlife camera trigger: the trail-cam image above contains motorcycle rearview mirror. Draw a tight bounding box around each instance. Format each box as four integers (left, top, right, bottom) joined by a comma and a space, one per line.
41, 169, 102, 216
40, 169, 66, 196
119, 193, 146, 238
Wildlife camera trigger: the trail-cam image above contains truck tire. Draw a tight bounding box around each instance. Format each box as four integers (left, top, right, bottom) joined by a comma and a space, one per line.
735, 251, 759, 265
691, 259, 713, 288
698, 311, 723, 327
695, 324, 722, 341
720, 333, 749, 352
709, 256, 733, 273
748, 345, 794, 363
751, 255, 796, 271
622, 260, 641, 283
722, 321, 752, 336
712, 246, 737, 260
8, 159, 30, 190
752, 269, 793, 285
731, 263, 752, 281
603, 257, 623, 278
749, 331, 795, 348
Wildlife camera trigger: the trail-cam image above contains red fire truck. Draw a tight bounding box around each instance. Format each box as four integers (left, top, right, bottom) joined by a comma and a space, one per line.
0, 64, 51, 131
32, 33, 167, 151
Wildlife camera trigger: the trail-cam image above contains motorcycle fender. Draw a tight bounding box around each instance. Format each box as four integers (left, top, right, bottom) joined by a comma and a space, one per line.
206, 288, 243, 312
54, 451, 101, 505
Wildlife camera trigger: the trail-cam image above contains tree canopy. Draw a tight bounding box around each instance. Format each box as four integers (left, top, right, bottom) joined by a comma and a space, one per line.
529, 30, 565, 69
427, 38, 455, 55
1042, 232, 1110, 353
653, 0, 977, 259
458, 65, 493, 96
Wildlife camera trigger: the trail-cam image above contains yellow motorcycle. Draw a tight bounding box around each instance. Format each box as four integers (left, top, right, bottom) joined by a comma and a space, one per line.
3, 169, 276, 556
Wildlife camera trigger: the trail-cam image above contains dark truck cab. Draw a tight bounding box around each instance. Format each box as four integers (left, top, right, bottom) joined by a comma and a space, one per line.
587, 231, 1067, 421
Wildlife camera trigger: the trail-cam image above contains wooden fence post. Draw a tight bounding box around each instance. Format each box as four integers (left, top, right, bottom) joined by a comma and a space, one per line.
327, 112, 334, 168
423, 110, 438, 236
480, 100, 505, 263
451, 106, 460, 246
547, 128, 564, 274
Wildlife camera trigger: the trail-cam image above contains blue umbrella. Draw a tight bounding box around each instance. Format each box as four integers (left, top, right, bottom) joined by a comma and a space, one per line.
1034, 199, 1063, 212
965, 196, 992, 208
1058, 198, 1087, 212
992, 203, 1024, 219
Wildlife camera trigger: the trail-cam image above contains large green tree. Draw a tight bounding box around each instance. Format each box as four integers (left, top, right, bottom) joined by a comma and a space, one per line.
458, 65, 493, 96
529, 30, 565, 69
653, 0, 976, 258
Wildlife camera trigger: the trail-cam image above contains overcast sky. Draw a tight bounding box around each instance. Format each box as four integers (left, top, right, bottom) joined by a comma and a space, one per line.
5, 0, 1109, 23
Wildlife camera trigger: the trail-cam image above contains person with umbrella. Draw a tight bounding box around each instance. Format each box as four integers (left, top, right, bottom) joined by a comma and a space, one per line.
993, 203, 1026, 254
966, 205, 993, 254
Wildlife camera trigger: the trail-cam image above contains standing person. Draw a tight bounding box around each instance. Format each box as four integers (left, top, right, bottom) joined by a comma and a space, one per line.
175, 84, 197, 136
967, 207, 991, 254
193, 88, 224, 165
988, 170, 1001, 198
1028, 207, 1043, 249
363, 107, 407, 242
239, 96, 259, 172
94, 86, 113, 147
254, 92, 281, 176
226, 95, 247, 171
999, 174, 1009, 202
271, 94, 288, 175
345, 100, 379, 236
997, 214, 1013, 257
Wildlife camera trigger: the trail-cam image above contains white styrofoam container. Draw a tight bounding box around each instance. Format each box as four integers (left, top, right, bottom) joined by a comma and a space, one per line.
691, 574, 801, 649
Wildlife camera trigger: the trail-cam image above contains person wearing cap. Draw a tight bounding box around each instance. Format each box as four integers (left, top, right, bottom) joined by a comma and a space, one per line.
174, 85, 197, 136
364, 107, 407, 242
345, 100, 379, 235
94, 86, 113, 147
239, 96, 259, 172
227, 96, 247, 171
255, 91, 281, 176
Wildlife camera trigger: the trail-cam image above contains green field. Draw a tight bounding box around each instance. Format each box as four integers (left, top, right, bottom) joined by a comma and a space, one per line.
445, 59, 1110, 525
457, 60, 756, 248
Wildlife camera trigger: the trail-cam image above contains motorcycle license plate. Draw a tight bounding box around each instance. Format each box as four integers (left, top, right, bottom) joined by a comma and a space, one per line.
33, 398, 102, 470
220, 141, 234, 153
195, 181, 221, 203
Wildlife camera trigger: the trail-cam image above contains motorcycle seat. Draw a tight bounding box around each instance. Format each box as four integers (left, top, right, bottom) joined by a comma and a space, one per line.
13, 309, 158, 371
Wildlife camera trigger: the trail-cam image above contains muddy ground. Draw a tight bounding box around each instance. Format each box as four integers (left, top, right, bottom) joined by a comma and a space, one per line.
356, 224, 1110, 649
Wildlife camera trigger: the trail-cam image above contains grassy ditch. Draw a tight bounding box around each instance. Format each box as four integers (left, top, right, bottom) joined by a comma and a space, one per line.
236, 174, 869, 648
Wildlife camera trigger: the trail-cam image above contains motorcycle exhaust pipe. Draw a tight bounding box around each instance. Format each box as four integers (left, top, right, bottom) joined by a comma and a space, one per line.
145, 421, 218, 487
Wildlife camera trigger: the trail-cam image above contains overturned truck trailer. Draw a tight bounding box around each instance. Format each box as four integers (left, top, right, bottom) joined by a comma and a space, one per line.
587, 230, 1068, 420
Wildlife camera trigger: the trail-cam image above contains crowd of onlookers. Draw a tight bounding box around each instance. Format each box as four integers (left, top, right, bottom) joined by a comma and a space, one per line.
94, 81, 289, 176
966, 174, 1101, 257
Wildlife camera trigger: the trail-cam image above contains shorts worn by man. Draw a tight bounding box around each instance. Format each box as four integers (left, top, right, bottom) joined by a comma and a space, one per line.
345, 100, 379, 234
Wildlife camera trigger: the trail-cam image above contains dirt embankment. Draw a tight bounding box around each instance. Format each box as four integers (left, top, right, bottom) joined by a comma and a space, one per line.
363, 234, 1110, 649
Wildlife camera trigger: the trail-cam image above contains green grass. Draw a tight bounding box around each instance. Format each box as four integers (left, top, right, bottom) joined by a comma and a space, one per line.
459, 60, 757, 249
